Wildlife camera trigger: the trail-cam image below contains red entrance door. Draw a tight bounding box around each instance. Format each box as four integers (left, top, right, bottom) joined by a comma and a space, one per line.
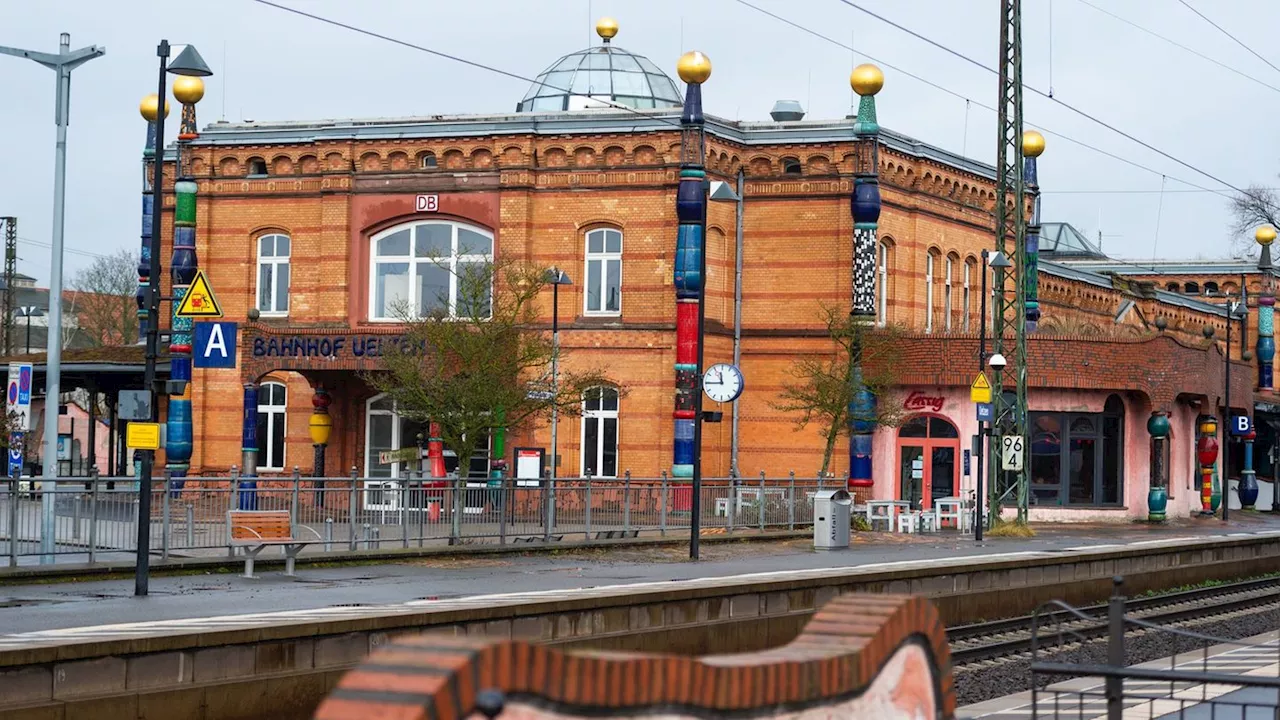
896, 415, 960, 510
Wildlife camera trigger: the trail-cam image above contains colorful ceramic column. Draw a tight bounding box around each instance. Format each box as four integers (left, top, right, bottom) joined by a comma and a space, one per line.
848, 64, 884, 497
310, 384, 331, 506
1022, 131, 1045, 332
240, 383, 259, 510
137, 94, 167, 345
671, 52, 711, 483
1198, 415, 1220, 515
1147, 411, 1169, 522
1240, 426, 1258, 510
165, 76, 204, 494
1257, 226, 1276, 390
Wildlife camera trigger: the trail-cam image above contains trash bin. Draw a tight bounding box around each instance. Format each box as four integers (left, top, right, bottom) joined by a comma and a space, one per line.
813, 489, 852, 550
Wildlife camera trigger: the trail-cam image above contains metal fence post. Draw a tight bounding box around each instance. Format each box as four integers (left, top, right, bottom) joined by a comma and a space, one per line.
788, 471, 796, 531
450, 477, 462, 545
759, 471, 767, 531
1106, 576, 1125, 720
348, 466, 359, 552
324, 517, 333, 551
290, 467, 301, 527
401, 482, 410, 549
8, 476, 18, 567
161, 470, 171, 561
498, 480, 507, 545
88, 468, 99, 564
584, 479, 593, 540
72, 495, 81, 541
623, 471, 631, 534
727, 471, 736, 534
228, 466, 240, 558
542, 469, 552, 542
185, 503, 194, 548
660, 471, 668, 537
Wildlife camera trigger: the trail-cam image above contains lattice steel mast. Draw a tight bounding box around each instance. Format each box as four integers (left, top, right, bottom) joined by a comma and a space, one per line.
990, 0, 1029, 523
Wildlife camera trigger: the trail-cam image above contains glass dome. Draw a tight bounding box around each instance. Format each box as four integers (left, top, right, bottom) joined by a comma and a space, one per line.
517, 45, 683, 113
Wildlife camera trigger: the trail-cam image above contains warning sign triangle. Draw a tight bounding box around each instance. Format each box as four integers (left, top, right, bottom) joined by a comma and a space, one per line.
174, 269, 223, 318
971, 373, 991, 391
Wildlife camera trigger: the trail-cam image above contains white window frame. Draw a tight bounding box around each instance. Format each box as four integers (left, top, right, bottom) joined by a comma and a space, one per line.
363, 394, 493, 480
925, 253, 935, 334
256, 233, 291, 316
877, 242, 889, 326
581, 387, 619, 478
368, 221, 493, 322
944, 256, 954, 331
584, 228, 623, 316
963, 259, 973, 332
256, 381, 287, 472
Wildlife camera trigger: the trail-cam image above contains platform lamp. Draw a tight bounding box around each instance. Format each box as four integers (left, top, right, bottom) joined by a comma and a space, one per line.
136, 39, 211, 598
543, 267, 571, 537
16, 306, 43, 355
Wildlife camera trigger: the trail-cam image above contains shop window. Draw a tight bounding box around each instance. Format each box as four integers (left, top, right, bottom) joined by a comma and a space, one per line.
582, 387, 619, 477
1027, 395, 1124, 506
584, 228, 622, 315
370, 221, 493, 321
256, 381, 287, 471
256, 233, 291, 315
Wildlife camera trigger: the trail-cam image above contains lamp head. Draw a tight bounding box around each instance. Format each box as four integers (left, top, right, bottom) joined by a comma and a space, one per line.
988, 251, 1012, 269
988, 353, 1008, 370
167, 44, 212, 77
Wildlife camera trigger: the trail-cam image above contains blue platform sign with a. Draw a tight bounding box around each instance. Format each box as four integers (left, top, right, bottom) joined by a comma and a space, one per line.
976, 402, 994, 422
193, 322, 237, 369
1230, 414, 1254, 436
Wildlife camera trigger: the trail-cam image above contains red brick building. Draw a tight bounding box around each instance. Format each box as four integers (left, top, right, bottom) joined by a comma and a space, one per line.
135, 31, 1252, 522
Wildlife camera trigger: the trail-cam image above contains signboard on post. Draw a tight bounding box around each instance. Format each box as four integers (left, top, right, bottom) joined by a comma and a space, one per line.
193, 322, 237, 369
117, 390, 151, 421
514, 447, 545, 487
174, 269, 223, 318
7, 363, 31, 478
126, 422, 162, 451
970, 373, 992, 404
976, 402, 993, 422
1230, 415, 1254, 436
377, 447, 420, 465
1001, 435, 1024, 471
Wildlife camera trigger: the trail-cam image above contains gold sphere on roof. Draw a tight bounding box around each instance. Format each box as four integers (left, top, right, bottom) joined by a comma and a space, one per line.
596, 17, 619, 40
172, 75, 205, 105
1022, 130, 1046, 158
850, 63, 884, 96
1257, 226, 1277, 246
677, 51, 712, 84
139, 93, 169, 122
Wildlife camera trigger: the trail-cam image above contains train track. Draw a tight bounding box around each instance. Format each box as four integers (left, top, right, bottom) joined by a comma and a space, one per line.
949, 576, 1280, 666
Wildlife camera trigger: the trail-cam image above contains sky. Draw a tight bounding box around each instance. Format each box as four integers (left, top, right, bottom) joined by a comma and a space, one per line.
1, 0, 1278, 286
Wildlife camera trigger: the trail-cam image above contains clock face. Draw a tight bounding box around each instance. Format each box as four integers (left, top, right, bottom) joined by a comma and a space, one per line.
703, 363, 744, 403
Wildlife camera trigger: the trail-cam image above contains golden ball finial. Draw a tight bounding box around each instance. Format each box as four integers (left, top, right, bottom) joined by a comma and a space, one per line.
1022, 130, 1046, 158
172, 75, 205, 105
596, 17, 619, 40
850, 63, 884, 96
677, 51, 712, 84
1257, 226, 1277, 246
139, 93, 170, 122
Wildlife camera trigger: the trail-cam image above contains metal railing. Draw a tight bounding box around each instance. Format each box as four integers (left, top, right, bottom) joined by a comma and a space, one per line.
1030, 576, 1280, 718
1, 470, 831, 566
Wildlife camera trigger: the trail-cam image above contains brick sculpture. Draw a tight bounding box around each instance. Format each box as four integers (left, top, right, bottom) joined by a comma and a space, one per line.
313, 593, 955, 720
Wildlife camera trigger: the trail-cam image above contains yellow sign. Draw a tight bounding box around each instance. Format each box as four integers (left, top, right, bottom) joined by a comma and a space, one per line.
126, 422, 162, 450
970, 372, 992, 404
174, 269, 223, 318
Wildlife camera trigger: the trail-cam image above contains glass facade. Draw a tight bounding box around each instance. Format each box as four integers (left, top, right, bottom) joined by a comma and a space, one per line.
517, 46, 682, 113
1027, 396, 1125, 506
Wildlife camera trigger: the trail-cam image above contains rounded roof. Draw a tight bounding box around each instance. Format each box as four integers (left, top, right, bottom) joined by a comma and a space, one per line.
517, 44, 682, 113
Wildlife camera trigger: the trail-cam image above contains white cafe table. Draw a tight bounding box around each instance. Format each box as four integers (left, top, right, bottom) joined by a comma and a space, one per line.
866, 500, 912, 531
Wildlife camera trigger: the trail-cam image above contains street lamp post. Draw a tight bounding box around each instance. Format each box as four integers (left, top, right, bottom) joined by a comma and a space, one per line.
1224, 301, 1238, 523
136, 39, 211, 597
543, 268, 570, 538
0, 34, 104, 565
16, 307, 43, 355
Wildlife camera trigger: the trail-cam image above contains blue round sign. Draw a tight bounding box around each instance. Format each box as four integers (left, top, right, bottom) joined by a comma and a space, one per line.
6, 382, 15, 405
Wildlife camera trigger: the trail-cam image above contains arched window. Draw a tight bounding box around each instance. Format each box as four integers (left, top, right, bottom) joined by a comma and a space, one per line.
925, 250, 939, 333
584, 227, 622, 315
1166, 282, 1181, 292
877, 241, 892, 325
256, 381, 287, 471
943, 255, 955, 331
963, 257, 975, 332
1184, 282, 1200, 294
420, 152, 437, 169
247, 157, 267, 176
1204, 281, 1219, 295
781, 158, 802, 175
370, 221, 493, 321
582, 387, 619, 478
256, 233, 291, 315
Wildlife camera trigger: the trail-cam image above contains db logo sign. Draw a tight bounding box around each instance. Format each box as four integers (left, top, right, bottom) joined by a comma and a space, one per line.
415, 194, 439, 212
1230, 415, 1254, 436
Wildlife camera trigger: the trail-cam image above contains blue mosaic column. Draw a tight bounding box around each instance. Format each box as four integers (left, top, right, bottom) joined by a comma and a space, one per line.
240, 383, 259, 510
137, 94, 168, 345
848, 65, 883, 496
1257, 226, 1276, 390
1023, 131, 1045, 331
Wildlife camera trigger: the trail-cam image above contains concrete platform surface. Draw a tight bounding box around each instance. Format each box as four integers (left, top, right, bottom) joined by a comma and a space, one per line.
1, 514, 1278, 636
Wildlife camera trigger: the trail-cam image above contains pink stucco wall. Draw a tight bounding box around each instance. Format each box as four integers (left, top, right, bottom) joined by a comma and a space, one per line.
870, 386, 1210, 521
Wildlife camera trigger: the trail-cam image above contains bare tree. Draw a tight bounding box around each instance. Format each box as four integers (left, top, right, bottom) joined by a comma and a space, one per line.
1228, 185, 1280, 259
772, 307, 907, 476
67, 249, 138, 346
365, 258, 615, 480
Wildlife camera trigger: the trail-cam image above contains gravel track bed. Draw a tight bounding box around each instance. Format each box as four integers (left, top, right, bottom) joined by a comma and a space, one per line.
954, 603, 1280, 707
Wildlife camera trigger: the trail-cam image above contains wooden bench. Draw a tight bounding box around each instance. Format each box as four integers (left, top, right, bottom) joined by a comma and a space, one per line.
227, 510, 315, 578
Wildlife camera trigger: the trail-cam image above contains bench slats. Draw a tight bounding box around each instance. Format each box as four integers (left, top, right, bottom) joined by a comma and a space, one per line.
229, 510, 295, 542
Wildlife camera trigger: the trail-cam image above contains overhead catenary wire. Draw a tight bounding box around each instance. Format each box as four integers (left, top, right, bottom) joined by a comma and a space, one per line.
831, 0, 1247, 195
1176, 0, 1280, 77
730, 0, 1229, 198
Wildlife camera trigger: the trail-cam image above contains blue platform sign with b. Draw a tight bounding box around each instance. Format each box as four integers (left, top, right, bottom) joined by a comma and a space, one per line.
1230, 414, 1254, 437
193, 322, 237, 369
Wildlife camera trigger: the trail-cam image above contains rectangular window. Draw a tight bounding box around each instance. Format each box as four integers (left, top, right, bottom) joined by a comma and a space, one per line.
963, 262, 972, 332
944, 258, 953, 331
925, 255, 935, 333
1028, 410, 1124, 506
256, 234, 291, 315
585, 228, 623, 315
877, 244, 888, 326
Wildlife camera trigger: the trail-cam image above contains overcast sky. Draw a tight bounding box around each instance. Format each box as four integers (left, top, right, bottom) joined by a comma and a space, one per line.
2, 0, 1277, 286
